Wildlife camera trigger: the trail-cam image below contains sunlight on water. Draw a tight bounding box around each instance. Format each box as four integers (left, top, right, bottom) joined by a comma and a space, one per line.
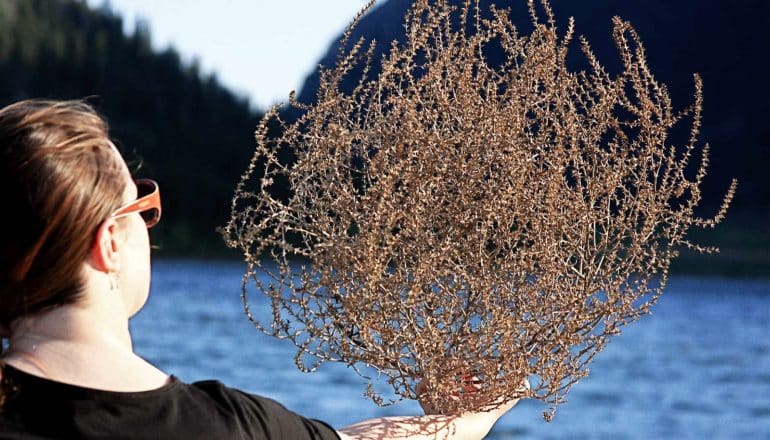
131, 260, 770, 439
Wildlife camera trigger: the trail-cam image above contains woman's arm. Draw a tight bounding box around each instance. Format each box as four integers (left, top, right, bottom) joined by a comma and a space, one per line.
336, 394, 521, 440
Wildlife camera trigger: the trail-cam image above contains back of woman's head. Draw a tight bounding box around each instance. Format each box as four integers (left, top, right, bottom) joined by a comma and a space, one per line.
0, 99, 126, 324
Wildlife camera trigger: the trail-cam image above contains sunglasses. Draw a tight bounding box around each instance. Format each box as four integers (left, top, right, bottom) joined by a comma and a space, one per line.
110, 179, 162, 228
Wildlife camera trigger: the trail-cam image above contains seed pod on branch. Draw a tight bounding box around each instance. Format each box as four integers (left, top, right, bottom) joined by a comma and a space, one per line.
222, 0, 735, 420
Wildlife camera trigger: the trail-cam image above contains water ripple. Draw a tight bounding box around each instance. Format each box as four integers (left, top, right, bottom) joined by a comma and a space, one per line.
132, 262, 770, 439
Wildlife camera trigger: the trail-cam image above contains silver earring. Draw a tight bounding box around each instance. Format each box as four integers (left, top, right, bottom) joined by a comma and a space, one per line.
109, 270, 121, 290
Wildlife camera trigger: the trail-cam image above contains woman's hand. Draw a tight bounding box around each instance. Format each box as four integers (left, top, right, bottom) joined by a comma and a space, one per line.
336, 376, 529, 440
417, 375, 530, 438
417, 373, 530, 415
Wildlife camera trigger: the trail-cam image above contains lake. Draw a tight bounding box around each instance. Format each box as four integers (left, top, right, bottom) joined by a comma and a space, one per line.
131, 260, 770, 439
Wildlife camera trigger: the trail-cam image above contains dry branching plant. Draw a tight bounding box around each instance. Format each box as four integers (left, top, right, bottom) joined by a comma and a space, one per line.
222, 0, 736, 420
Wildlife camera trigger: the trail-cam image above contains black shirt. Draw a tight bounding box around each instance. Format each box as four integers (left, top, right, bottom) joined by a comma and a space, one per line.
0, 365, 340, 440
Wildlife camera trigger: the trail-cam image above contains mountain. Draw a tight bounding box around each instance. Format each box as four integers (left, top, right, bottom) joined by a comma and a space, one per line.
297, 0, 769, 222
0, 0, 764, 273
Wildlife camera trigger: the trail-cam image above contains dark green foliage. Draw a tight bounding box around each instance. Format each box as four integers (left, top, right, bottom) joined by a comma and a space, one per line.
0, 0, 261, 256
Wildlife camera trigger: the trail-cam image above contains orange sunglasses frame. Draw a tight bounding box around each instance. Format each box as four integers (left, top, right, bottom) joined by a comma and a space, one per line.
110, 179, 162, 228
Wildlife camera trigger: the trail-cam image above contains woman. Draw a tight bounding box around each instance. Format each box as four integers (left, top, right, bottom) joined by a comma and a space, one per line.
0, 99, 522, 439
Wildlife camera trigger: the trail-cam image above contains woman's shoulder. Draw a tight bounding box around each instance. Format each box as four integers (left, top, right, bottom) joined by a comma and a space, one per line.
188, 380, 339, 439
0, 370, 238, 439
0, 367, 338, 440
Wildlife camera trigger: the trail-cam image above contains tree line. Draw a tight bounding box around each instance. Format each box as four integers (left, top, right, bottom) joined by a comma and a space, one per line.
0, 0, 260, 256
0, 0, 765, 274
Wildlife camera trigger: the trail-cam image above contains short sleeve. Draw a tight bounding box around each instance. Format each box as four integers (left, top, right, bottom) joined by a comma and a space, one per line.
191, 380, 340, 440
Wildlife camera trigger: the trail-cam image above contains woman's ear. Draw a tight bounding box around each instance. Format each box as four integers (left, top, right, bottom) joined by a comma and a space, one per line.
89, 218, 122, 273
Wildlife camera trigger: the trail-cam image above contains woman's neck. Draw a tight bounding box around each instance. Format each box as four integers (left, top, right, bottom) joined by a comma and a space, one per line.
3, 296, 168, 391
8, 293, 133, 351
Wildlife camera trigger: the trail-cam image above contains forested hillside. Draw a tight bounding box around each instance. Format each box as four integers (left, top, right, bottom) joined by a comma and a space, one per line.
0, 0, 765, 274
0, 0, 260, 256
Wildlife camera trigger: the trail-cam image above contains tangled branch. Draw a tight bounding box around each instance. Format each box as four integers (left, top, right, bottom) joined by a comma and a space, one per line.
222, 0, 735, 420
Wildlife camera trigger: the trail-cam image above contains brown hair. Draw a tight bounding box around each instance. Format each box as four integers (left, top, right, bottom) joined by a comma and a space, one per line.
0, 99, 126, 324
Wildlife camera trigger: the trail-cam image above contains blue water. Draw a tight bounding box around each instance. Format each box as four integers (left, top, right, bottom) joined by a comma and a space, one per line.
131, 260, 770, 439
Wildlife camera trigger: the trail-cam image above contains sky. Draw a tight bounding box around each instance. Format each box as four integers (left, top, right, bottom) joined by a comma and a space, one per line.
85, 0, 372, 110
